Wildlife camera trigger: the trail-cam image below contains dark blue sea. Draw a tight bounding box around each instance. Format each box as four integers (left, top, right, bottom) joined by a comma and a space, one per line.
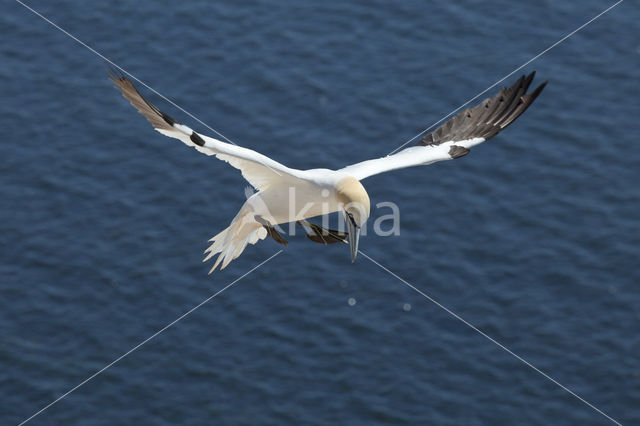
2, 1, 639, 424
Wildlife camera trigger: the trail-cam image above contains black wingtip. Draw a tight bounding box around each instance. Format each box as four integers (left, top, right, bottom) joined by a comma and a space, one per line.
528, 80, 548, 103
536, 80, 549, 94
107, 66, 125, 83
417, 71, 547, 146
161, 111, 178, 126
109, 67, 182, 132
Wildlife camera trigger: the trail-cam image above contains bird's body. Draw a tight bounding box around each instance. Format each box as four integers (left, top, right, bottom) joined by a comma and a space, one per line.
205, 170, 353, 270
244, 170, 346, 223
111, 70, 546, 272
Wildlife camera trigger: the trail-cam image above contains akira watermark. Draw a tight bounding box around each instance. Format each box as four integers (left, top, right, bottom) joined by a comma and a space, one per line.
243, 186, 401, 237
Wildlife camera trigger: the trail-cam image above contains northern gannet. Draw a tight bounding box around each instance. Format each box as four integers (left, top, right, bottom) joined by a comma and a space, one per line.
111, 71, 546, 272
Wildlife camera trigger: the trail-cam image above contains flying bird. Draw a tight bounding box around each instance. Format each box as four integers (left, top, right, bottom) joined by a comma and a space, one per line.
111, 71, 546, 272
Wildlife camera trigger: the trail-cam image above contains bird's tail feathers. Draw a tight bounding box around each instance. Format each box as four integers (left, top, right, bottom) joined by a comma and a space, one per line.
204, 217, 267, 273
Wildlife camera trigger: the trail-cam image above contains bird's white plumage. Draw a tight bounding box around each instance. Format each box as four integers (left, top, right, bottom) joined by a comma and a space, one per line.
156, 125, 305, 191
111, 70, 545, 272
338, 137, 485, 180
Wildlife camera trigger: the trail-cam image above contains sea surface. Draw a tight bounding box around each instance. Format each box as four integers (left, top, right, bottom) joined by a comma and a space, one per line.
1, 1, 639, 424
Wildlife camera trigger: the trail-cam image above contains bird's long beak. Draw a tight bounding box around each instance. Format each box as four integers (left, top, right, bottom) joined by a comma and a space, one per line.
346, 215, 360, 263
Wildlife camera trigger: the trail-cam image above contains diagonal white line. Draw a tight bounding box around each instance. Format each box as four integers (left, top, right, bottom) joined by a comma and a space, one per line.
15, 0, 236, 145
387, 0, 624, 156
359, 251, 622, 425
15, 0, 286, 177
18, 250, 283, 426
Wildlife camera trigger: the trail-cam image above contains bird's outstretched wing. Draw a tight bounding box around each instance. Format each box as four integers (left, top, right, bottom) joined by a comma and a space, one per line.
110, 70, 303, 191
339, 72, 547, 180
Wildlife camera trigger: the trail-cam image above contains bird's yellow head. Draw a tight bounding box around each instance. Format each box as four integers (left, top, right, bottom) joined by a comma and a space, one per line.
336, 177, 370, 225
336, 177, 370, 262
